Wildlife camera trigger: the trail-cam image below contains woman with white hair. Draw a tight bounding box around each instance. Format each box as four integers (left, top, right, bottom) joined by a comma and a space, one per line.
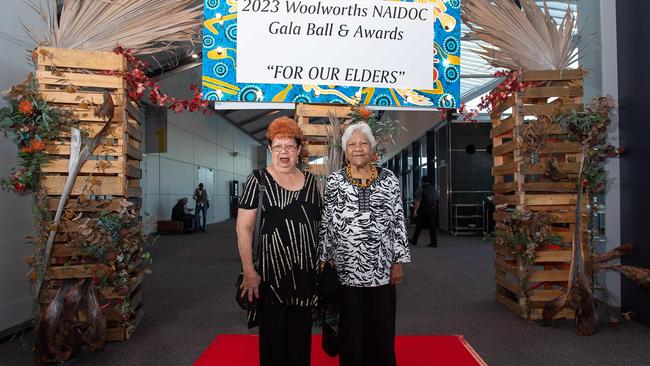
319, 122, 410, 366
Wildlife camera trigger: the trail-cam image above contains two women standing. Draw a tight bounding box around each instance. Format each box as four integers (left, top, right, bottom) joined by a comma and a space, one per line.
236, 117, 410, 366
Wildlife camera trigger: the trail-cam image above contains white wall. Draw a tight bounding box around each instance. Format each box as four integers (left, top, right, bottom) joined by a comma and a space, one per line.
380, 110, 442, 163
142, 67, 263, 232
599, 0, 622, 308
577, 0, 621, 308
0, 0, 41, 334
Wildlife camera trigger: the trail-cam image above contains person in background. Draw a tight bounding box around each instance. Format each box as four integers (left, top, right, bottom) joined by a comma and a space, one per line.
171, 197, 194, 233
410, 175, 438, 247
193, 183, 209, 232
236, 117, 321, 366
319, 122, 410, 366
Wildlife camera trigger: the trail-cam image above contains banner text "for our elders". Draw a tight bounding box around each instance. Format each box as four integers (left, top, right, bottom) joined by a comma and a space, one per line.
236, 0, 435, 90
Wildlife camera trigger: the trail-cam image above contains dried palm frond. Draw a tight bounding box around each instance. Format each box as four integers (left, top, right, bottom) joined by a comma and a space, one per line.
462, 0, 582, 70
324, 112, 345, 176
21, 0, 202, 54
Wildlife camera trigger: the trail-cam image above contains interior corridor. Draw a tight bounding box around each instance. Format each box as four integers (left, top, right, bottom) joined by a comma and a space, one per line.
1, 221, 649, 365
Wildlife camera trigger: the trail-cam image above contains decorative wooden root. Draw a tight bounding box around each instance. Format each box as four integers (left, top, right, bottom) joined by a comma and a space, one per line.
32, 47, 144, 362
491, 69, 587, 320
37, 279, 106, 363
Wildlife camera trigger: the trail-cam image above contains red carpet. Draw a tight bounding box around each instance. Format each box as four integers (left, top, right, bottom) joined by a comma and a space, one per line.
194, 334, 487, 365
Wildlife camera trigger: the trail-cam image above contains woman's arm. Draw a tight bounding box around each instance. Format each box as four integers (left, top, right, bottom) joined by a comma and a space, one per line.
236, 208, 262, 302
236, 208, 257, 273
236, 172, 263, 302
392, 180, 410, 264
390, 174, 410, 284
318, 174, 337, 266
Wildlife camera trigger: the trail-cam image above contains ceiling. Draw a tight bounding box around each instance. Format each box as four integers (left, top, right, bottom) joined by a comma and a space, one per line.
51, 0, 577, 144
153, 0, 577, 144
215, 109, 295, 143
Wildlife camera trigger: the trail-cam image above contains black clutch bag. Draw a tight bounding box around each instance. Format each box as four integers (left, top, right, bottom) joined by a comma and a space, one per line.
322, 322, 339, 357
235, 272, 252, 310
319, 261, 339, 357
318, 261, 339, 303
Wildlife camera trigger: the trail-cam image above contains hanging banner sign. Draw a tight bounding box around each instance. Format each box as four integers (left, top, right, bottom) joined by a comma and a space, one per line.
202, 0, 461, 108
237, 0, 433, 89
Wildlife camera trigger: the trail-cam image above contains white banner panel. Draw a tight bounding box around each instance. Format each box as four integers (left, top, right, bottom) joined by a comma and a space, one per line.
237, 0, 435, 90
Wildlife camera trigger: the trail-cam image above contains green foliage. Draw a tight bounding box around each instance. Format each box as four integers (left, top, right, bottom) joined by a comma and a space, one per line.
582, 162, 606, 194
0, 75, 74, 193
68, 202, 157, 291
555, 96, 619, 196
494, 208, 563, 291
556, 109, 607, 143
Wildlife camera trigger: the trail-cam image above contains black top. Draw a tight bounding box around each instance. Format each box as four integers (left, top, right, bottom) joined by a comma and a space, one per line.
415, 183, 437, 215
171, 202, 185, 221
239, 168, 322, 306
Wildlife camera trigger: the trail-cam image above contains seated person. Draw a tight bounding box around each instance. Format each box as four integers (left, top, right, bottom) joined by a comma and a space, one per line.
172, 197, 194, 233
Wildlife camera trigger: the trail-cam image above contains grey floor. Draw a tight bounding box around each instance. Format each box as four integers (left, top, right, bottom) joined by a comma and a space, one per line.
1, 220, 650, 365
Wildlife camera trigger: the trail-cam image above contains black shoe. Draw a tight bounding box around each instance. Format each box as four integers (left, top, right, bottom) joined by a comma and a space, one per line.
428, 243, 437, 247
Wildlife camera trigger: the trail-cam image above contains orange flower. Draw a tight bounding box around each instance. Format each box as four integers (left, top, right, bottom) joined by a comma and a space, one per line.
20, 139, 45, 154
30, 139, 45, 152
358, 106, 373, 120
18, 100, 35, 116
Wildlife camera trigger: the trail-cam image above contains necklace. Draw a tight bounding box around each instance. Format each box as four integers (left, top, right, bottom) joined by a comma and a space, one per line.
346, 164, 377, 189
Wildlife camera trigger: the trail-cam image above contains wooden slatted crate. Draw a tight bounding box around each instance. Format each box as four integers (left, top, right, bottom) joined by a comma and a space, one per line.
36, 47, 142, 198
490, 69, 587, 320
294, 103, 352, 176
34, 47, 144, 342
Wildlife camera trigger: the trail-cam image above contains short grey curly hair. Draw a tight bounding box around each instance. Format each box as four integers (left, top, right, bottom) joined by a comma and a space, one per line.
341, 122, 376, 149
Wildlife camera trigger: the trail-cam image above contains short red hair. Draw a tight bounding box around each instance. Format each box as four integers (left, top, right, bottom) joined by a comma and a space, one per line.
266, 116, 304, 145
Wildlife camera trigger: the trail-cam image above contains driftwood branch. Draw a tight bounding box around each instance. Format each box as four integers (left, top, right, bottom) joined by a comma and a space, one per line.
34, 93, 114, 300
590, 242, 633, 264
573, 164, 598, 336
543, 150, 598, 336
543, 154, 585, 324
592, 264, 650, 288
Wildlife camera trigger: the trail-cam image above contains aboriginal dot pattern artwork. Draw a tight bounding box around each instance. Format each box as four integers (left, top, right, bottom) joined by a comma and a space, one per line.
202, 0, 460, 108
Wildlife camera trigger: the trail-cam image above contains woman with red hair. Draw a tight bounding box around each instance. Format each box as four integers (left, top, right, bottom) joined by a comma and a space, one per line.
236, 116, 321, 366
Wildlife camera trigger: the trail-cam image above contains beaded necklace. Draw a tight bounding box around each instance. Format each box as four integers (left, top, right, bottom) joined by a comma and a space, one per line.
346, 163, 377, 189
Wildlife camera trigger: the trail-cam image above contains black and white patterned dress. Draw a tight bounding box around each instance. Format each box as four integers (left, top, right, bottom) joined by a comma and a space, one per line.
239, 169, 321, 306
319, 167, 410, 287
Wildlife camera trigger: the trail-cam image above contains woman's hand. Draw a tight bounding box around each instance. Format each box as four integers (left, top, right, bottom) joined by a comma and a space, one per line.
240, 269, 261, 303
390, 263, 404, 285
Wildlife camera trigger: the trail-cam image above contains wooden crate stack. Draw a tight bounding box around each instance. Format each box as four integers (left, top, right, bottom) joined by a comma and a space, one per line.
36, 47, 144, 341
491, 69, 587, 320
295, 103, 352, 176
